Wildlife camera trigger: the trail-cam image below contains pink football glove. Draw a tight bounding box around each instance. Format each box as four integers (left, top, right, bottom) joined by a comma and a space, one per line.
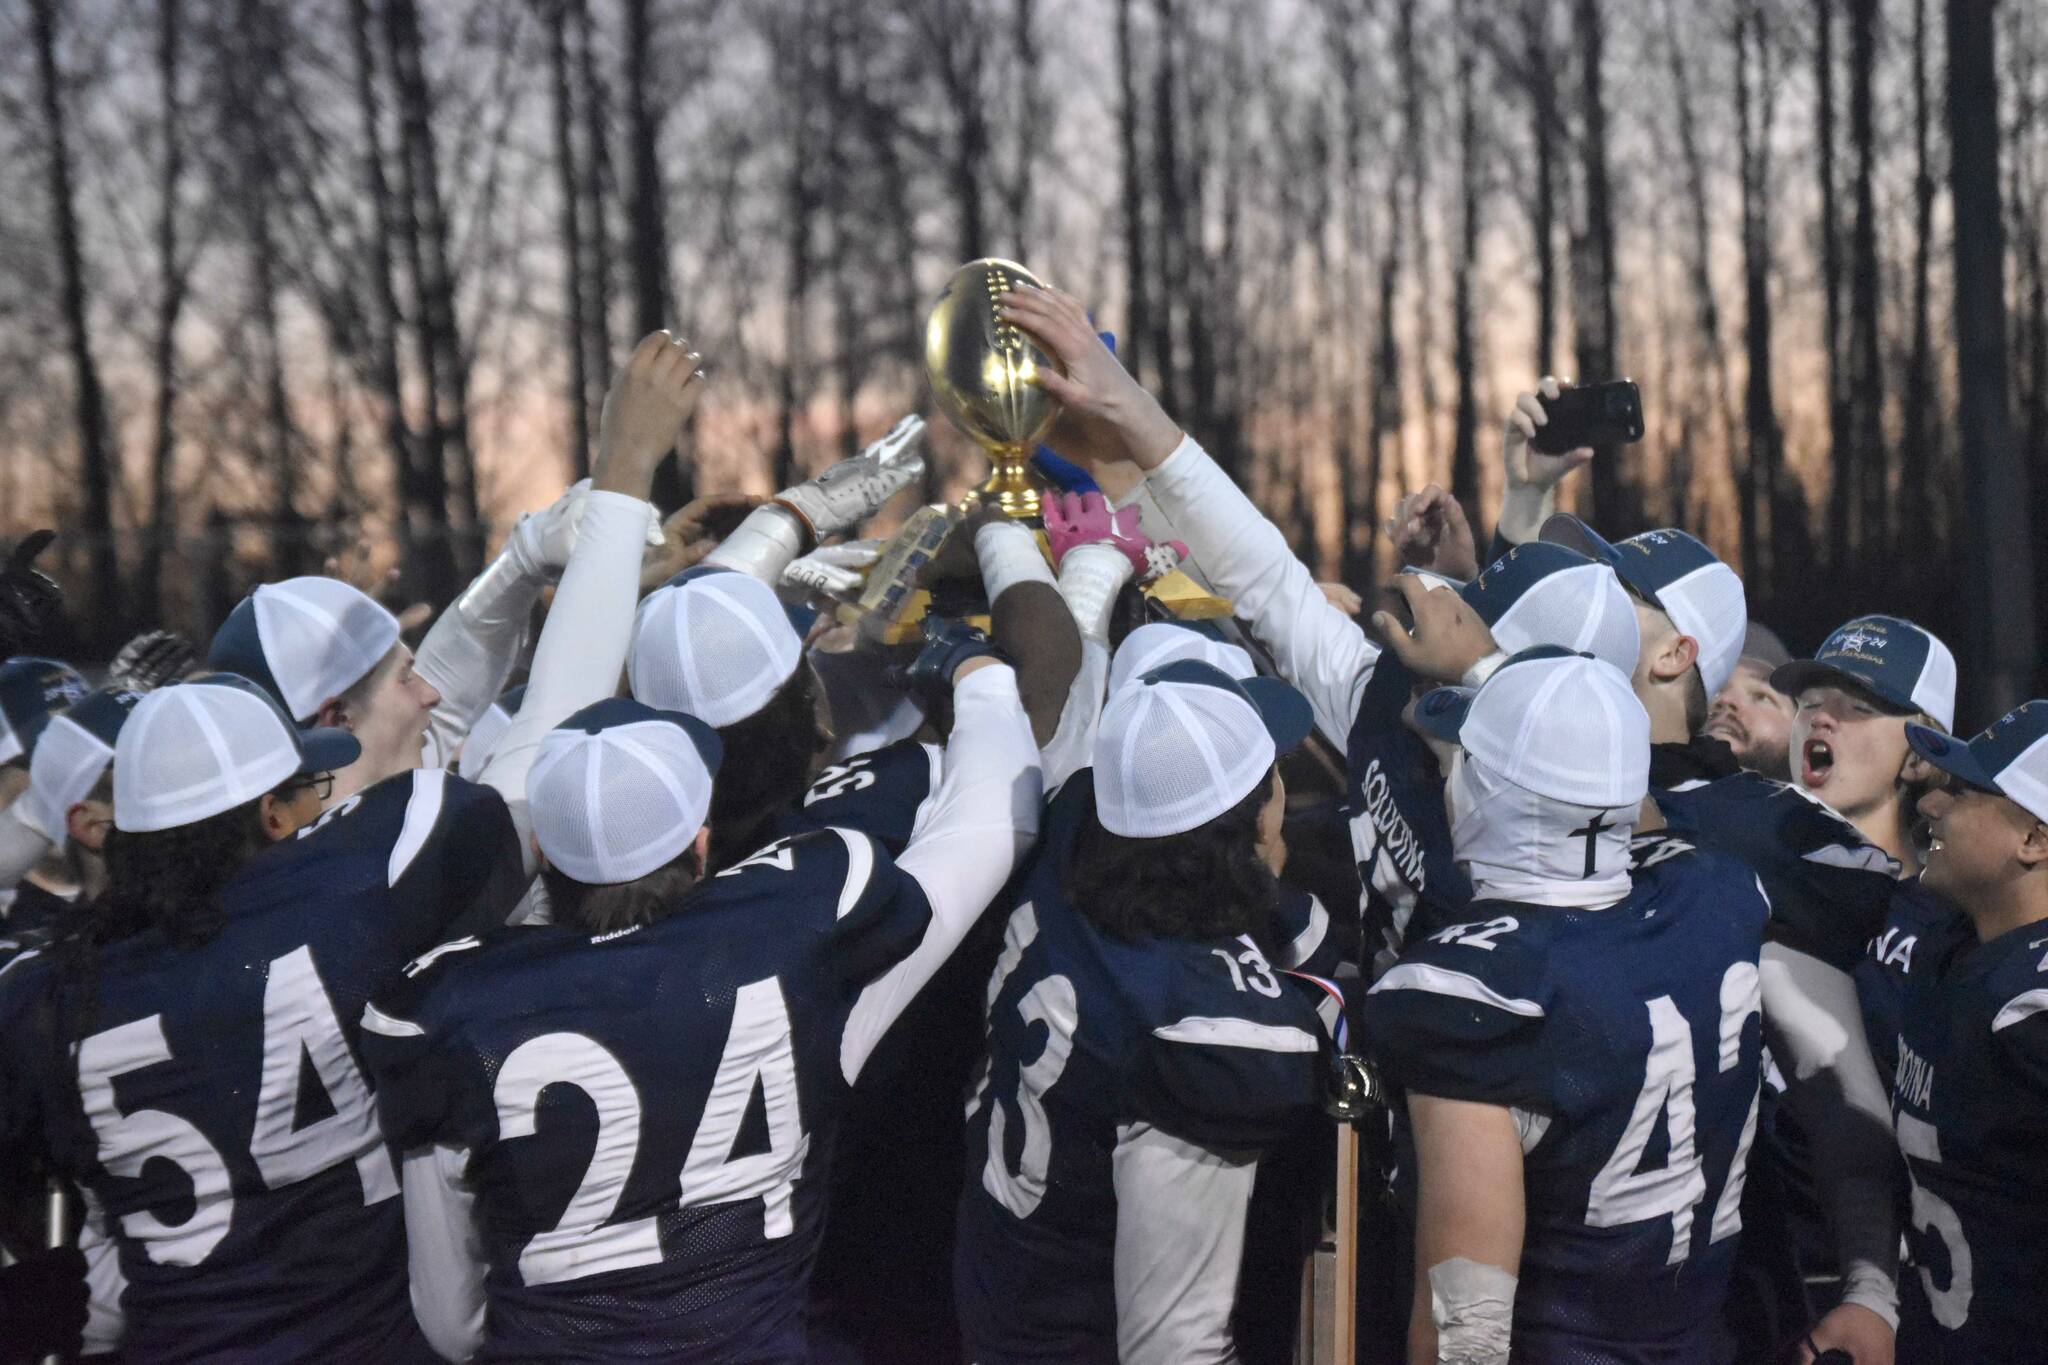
1042, 491, 1187, 584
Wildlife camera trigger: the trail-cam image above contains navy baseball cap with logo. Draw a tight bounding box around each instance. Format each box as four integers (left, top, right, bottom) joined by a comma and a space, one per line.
1906, 701, 2048, 824
1771, 614, 1956, 733
0, 656, 89, 765
1540, 515, 1748, 695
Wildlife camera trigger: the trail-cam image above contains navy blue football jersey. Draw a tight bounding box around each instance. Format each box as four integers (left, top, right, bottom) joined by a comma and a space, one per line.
1344, 651, 1471, 959
1857, 877, 1969, 1084
1886, 914, 2048, 1361
1363, 833, 1770, 1362
775, 736, 941, 854
954, 773, 1333, 1365
1658, 771, 1901, 971
0, 767, 522, 1362
361, 825, 939, 1362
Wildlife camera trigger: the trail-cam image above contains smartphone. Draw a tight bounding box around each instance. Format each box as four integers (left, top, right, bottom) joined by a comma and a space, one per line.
1531, 379, 1644, 454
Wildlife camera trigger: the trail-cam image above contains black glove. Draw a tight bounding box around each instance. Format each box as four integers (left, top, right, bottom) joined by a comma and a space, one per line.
108, 629, 198, 692
890, 616, 1008, 711
0, 1245, 88, 1361
0, 531, 62, 657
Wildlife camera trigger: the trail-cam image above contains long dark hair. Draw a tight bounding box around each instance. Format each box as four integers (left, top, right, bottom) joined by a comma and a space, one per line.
706, 664, 828, 871
541, 846, 704, 935
1064, 769, 1280, 945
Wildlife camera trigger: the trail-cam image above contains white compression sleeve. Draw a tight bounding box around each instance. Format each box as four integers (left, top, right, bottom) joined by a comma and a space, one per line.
976, 519, 1056, 600
841, 664, 1042, 1084
703, 504, 806, 584
1111, 1122, 1260, 1365
414, 551, 543, 771
401, 1145, 487, 1362
1142, 436, 1379, 749
0, 805, 51, 893
476, 491, 652, 873
1759, 940, 1902, 1327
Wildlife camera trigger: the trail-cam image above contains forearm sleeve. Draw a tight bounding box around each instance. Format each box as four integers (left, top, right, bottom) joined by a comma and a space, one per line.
401, 1145, 487, 1362
476, 492, 652, 870
842, 665, 1042, 1082
980, 522, 1081, 747
1759, 941, 1902, 1327
1142, 437, 1377, 748
414, 552, 543, 770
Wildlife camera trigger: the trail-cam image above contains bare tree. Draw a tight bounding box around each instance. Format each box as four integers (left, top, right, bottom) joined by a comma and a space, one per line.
1900, 0, 1941, 581
30, 0, 120, 647
1572, 0, 1624, 529
1118, 0, 1148, 378
143, 0, 190, 625
547, 0, 594, 476
1949, 0, 2035, 720
1449, 0, 1483, 512
1847, 0, 1885, 577
1818, 0, 1852, 572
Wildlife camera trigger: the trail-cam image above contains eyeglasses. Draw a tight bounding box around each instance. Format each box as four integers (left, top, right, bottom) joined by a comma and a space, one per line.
278, 772, 336, 802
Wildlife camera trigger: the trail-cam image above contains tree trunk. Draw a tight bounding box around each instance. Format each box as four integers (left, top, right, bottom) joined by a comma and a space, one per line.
1117, 0, 1147, 378
1848, 0, 1886, 580
775, 5, 812, 491
547, 0, 593, 477
1948, 0, 2035, 721
385, 0, 481, 578
623, 0, 672, 337
1149, 0, 1182, 418
145, 0, 187, 627
30, 0, 119, 649
1450, 0, 1482, 514
1573, 0, 1624, 530
574, 0, 615, 402
1007, 0, 1040, 258
1524, 0, 1558, 377
1819, 0, 1852, 574
1901, 0, 1939, 587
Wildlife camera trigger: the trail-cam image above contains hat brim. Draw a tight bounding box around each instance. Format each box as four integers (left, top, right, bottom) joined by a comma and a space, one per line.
1240, 676, 1314, 756
1410, 685, 1476, 745
1768, 660, 1917, 716
1905, 723, 1995, 790
297, 726, 362, 777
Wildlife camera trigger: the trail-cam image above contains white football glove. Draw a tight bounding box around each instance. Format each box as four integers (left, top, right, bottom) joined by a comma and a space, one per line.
504, 478, 664, 582
772, 415, 927, 540
779, 541, 882, 601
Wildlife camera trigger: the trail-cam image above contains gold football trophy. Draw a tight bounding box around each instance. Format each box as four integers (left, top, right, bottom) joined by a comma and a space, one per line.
841, 257, 1227, 641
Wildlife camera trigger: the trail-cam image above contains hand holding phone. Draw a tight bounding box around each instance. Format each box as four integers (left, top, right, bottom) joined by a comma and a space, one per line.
1530, 379, 1645, 454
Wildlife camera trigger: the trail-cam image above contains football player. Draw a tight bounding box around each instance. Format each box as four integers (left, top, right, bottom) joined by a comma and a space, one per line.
954, 659, 1342, 1365
359, 628, 1041, 1359
1884, 703, 2048, 1360
1704, 623, 1797, 779
0, 656, 90, 898
1365, 648, 1769, 1364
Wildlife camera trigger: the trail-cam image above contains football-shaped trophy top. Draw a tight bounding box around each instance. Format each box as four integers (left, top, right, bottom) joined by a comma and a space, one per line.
924, 258, 1063, 455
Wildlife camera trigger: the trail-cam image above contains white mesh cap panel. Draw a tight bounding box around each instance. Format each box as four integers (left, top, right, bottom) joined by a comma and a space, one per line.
23, 715, 114, 846
1996, 731, 2048, 826
253, 578, 401, 721
1108, 623, 1256, 697
1455, 654, 1649, 809
1488, 562, 1641, 676
1910, 629, 1959, 733
529, 719, 714, 884
1093, 677, 1276, 838
629, 573, 802, 728
1654, 561, 1748, 697
114, 687, 303, 833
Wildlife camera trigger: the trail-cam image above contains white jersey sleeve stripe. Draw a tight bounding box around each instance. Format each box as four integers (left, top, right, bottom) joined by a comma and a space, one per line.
1993, 987, 2048, 1033
832, 827, 877, 920
1273, 895, 1330, 970
1368, 962, 1547, 1018
361, 1004, 426, 1039
388, 768, 447, 887
1150, 1016, 1321, 1053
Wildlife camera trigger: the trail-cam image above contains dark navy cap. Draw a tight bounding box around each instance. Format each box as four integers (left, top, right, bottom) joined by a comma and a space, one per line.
1457, 543, 1638, 674
1540, 516, 1747, 694
1772, 615, 1957, 732
1907, 701, 2048, 823
0, 657, 88, 764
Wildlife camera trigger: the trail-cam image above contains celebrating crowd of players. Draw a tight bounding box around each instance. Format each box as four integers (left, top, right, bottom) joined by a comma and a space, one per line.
0, 294, 2042, 1365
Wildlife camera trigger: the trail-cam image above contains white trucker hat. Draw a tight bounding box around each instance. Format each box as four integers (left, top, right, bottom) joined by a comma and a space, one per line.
1413, 646, 1651, 810
1107, 622, 1257, 696
114, 676, 362, 833
630, 568, 803, 729
1461, 541, 1640, 675
529, 698, 725, 885
1093, 660, 1313, 839
21, 688, 142, 846
207, 577, 401, 723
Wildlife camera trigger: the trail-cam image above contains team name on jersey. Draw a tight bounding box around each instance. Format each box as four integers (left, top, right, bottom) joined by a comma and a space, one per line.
1352, 758, 1426, 889
1895, 1038, 1935, 1111
1871, 925, 1918, 973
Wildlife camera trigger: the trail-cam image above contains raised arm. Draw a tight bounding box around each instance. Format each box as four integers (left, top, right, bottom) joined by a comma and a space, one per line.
842, 652, 1042, 1083
1001, 286, 1376, 748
